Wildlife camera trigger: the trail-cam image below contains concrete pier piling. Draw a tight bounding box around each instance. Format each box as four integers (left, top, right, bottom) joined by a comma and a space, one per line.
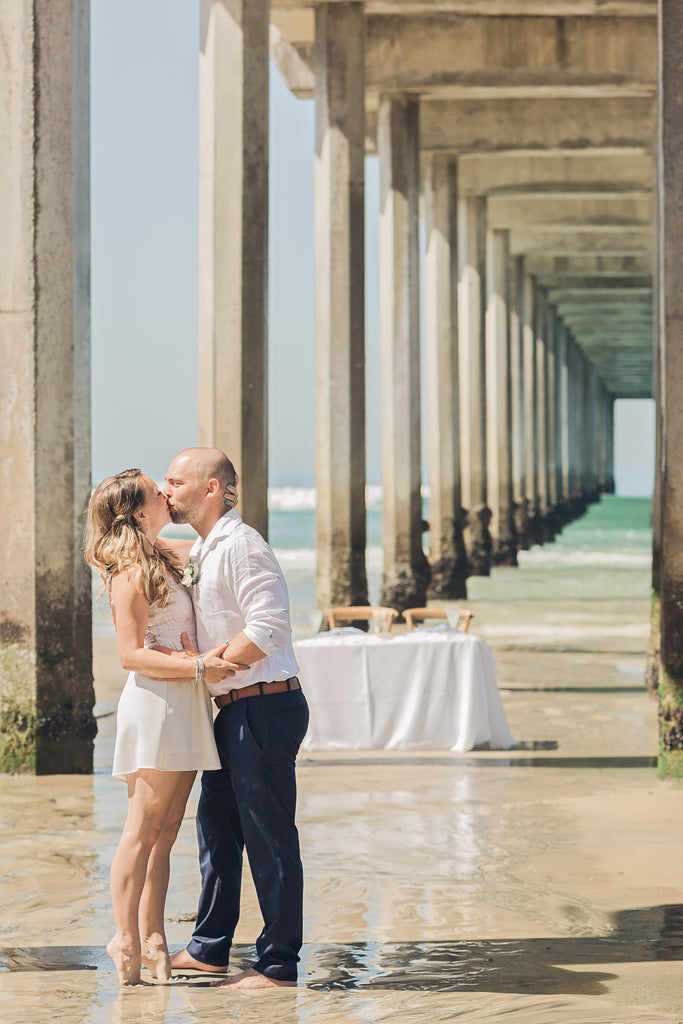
313, 2, 369, 611
0, 0, 95, 773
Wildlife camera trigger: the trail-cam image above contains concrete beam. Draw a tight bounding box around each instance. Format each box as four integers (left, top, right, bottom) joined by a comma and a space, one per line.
510, 229, 652, 255
541, 277, 652, 290
525, 254, 653, 276
364, 15, 656, 98
457, 153, 654, 196
272, 2, 656, 17
488, 193, 653, 231
272, 16, 657, 101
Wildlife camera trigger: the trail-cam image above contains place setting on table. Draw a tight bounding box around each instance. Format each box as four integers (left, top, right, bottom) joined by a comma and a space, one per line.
293, 606, 515, 754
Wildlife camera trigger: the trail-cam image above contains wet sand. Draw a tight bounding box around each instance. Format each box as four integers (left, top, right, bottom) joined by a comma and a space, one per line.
3, 546, 683, 1024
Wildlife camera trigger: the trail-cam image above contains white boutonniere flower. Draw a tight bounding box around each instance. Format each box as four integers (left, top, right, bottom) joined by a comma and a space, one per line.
181, 561, 199, 588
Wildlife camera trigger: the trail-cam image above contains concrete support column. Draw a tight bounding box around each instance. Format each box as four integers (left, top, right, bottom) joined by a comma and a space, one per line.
597, 384, 609, 494
314, 3, 368, 610
198, 0, 269, 536
546, 305, 559, 532
0, 0, 94, 772
378, 95, 430, 609
510, 256, 529, 548
605, 393, 616, 494
534, 287, 551, 538
584, 362, 599, 503
656, 0, 683, 776
574, 346, 588, 508
557, 323, 571, 515
521, 271, 541, 544
485, 226, 516, 565
458, 196, 491, 574
424, 156, 468, 599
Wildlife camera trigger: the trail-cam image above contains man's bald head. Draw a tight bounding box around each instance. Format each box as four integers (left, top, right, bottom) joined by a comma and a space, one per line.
174, 448, 236, 489
164, 448, 238, 537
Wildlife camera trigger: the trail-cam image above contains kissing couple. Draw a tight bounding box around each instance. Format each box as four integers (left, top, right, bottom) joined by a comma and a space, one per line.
85, 447, 309, 988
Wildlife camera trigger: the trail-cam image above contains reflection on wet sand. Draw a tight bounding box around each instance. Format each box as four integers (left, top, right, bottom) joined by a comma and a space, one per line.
4, 523, 683, 1023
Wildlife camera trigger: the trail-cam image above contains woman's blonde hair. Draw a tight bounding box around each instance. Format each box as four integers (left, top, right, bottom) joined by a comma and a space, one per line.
84, 469, 182, 606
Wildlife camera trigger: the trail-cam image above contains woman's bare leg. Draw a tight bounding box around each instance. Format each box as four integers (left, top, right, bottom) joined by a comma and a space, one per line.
138, 771, 197, 980
108, 769, 191, 985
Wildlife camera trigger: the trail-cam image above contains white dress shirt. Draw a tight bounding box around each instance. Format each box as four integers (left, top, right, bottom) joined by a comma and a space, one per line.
189, 510, 299, 696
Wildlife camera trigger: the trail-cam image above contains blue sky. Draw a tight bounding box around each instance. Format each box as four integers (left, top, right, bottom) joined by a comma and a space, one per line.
91, 0, 654, 496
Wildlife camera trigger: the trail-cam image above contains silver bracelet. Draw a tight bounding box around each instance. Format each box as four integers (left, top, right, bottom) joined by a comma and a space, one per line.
195, 655, 205, 686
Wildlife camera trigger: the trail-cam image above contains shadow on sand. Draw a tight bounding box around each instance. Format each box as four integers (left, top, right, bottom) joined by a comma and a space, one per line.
2, 904, 682, 998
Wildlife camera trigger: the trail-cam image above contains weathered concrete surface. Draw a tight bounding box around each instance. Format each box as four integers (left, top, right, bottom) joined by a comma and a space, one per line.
656, 0, 683, 778
424, 155, 469, 598
273, 12, 657, 99
378, 96, 430, 609
197, 0, 269, 537
485, 227, 517, 565
458, 196, 492, 575
314, 3, 369, 611
0, 0, 94, 774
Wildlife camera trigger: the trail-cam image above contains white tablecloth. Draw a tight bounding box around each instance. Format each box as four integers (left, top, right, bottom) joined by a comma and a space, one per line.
294, 627, 515, 752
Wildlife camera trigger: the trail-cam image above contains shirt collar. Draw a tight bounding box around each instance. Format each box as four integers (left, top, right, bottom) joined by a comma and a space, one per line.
190, 509, 242, 559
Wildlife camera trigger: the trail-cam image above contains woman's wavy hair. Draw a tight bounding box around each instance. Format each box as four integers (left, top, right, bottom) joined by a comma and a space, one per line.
84, 469, 182, 606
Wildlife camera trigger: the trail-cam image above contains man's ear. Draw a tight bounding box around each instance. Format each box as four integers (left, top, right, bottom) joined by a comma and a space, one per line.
205, 476, 221, 498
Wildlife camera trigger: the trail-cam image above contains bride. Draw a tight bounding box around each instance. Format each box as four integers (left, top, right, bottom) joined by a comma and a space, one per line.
85, 468, 242, 985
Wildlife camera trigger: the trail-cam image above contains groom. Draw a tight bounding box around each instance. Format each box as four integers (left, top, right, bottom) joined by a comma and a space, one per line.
164, 447, 309, 989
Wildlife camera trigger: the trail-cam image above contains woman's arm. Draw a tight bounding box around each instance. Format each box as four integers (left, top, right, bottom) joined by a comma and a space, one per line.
110, 570, 234, 683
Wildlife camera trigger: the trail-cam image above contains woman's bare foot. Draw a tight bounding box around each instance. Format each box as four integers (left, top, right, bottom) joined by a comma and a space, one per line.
141, 937, 172, 982
211, 968, 296, 990
107, 936, 142, 986
169, 948, 227, 973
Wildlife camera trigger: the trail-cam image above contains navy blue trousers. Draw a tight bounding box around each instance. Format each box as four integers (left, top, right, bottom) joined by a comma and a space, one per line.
187, 687, 309, 982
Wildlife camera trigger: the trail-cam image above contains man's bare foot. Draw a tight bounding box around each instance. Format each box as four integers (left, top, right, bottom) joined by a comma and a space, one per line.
211, 968, 296, 990
169, 948, 227, 973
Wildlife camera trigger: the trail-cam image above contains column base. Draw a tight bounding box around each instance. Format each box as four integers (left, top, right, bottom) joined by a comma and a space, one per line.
491, 532, 518, 567
467, 504, 492, 576
513, 500, 532, 551
380, 558, 431, 612
658, 661, 683, 778
658, 750, 683, 779
427, 551, 469, 600
540, 507, 561, 543
317, 549, 369, 611
524, 505, 545, 547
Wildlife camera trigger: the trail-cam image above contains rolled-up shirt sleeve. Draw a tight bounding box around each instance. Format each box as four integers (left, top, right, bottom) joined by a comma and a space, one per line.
225, 531, 292, 654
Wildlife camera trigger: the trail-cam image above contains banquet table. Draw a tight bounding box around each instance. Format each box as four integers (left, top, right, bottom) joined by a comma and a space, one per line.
293, 626, 515, 752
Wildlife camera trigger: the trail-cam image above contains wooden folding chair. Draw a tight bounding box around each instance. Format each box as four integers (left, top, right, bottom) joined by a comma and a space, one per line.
325, 606, 399, 633
403, 606, 474, 632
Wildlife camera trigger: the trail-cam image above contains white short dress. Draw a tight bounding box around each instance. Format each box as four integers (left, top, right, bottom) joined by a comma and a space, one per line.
112, 576, 221, 781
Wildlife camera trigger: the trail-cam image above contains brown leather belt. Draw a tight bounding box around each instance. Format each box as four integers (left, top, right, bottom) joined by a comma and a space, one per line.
214, 677, 300, 709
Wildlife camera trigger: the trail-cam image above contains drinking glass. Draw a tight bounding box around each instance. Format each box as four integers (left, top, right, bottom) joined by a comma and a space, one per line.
446, 608, 461, 630
370, 612, 385, 635
309, 610, 324, 634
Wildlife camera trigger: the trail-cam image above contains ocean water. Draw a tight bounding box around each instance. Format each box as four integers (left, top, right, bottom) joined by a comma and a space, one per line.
92, 492, 653, 640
